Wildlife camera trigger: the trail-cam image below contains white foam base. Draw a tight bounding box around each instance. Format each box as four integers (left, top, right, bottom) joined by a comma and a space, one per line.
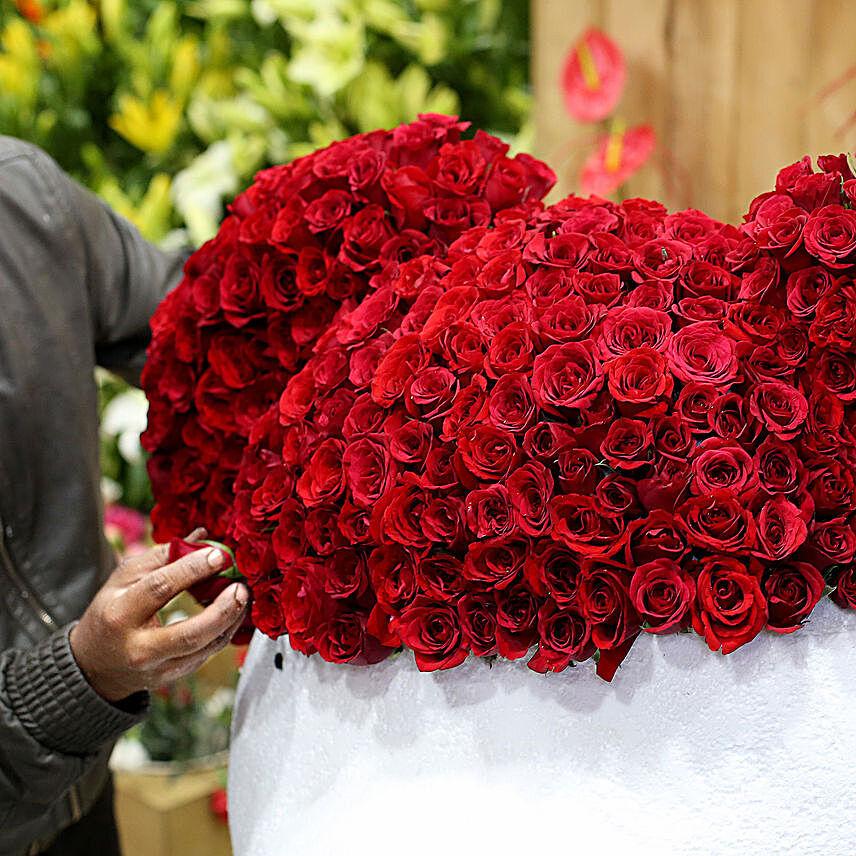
229, 596, 856, 855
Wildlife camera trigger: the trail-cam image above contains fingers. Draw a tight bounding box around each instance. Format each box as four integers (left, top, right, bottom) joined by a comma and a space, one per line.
125, 546, 230, 622
157, 610, 249, 686
151, 582, 250, 659
113, 528, 207, 584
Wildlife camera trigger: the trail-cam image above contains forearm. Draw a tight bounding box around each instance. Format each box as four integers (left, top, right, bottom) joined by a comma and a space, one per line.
0, 625, 148, 847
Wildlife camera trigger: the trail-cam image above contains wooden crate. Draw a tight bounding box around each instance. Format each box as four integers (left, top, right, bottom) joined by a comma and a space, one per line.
113, 766, 231, 856
533, 0, 856, 223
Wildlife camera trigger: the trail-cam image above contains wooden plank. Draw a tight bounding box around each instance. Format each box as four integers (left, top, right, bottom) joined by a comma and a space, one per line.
601, 0, 671, 204
531, 0, 855, 222
663, 0, 739, 221
731, 0, 815, 220
805, 0, 856, 161
532, 0, 605, 200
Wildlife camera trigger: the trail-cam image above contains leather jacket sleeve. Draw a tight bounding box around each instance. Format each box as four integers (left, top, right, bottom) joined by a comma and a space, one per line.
0, 137, 188, 852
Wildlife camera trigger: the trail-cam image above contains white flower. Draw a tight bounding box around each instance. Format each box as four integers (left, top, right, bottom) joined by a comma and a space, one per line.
101, 388, 148, 464
172, 140, 240, 244
110, 735, 150, 771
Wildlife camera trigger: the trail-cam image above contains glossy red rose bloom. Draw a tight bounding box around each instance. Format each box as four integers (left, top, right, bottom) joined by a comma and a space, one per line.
532, 341, 604, 412
753, 496, 808, 562
392, 597, 469, 671
690, 438, 758, 497
666, 321, 739, 388
678, 489, 756, 554
748, 382, 808, 440
506, 461, 555, 537
606, 347, 673, 416
577, 560, 640, 653
803, 204, 856, 269
692, 556, 768, 654
762, 562, 824, 633
528, 600, 595, 673
831, 565, 856, 612
630, 559, 695, 635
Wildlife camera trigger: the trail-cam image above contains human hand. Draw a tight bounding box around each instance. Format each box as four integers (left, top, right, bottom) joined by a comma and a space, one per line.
69, 530, 249, 702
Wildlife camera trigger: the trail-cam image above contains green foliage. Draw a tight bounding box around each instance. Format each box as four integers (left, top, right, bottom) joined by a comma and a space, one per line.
0, 0, 531, 245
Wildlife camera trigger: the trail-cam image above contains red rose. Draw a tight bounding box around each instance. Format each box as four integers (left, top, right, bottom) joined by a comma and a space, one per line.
667, 321, 739, 388
458, 593, 497, 656
600, 418, 653, 471
678, 489, 755, 553
807, 457, 856, 516
622, 510, 687, 566
405, 366, 458, 419
692, 556, 767, 654
811, 283, 856, 350
815, 349, 856, 401
754, 437, 805, 495
371, 334, 428, 408
831, 565, 856, 611
296, 439, 346, 506
338, 205, 394, 271
465, 485, 515, 538
373, 476, 431, 548
803, 204, 856, 269
368, 544, 418, 613
343, 437, 394, 507
597, 306, 672, 358
456, 424, 519, 481
690, 438, 757, 497
392, 597, 468, 671
523, 539, 581, 605
748, 381, 808, 439
577, 560, 640, 651
786, 266, 836, 321
753, 497, 808, 561
463, 536, 526, 590
652, 413, 694, 462
441, 375, 488, 442
528, 600, 595, 673
632, 238, 693, 281
537, 294, 601, 343
532, 341, 604, 412
506, 461, 554, 537
523, 420, 575, 464
552, 493, 626, 559
630, 559, 695, 634
487, 373, 537, 434
272, 500, 307, 565
387, 419, 432, 467
494, 582, 539, 659
595, 474, 640, 518
606, 347, 673, 415
322, 548, 368, 600
415, 554, 466, 602
250, 578, 285, 641
762, 562, 824, 633
556, 447, 599, 495
708, 392, 755, 440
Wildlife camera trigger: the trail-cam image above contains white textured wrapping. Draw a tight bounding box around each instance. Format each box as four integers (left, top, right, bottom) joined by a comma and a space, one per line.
229, 596, 856, 855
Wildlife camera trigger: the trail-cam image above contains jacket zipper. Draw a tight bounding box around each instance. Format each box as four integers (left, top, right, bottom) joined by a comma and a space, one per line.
0, 513, 85, 829
0, 511, 57, 631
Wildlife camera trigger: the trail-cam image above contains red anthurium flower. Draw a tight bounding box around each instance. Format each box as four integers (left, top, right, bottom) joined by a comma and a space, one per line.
561, 27, 626, 122
580, 124, 657, 197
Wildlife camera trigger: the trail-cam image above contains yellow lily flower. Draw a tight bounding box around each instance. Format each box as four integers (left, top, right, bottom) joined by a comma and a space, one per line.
109, 90, 183, 155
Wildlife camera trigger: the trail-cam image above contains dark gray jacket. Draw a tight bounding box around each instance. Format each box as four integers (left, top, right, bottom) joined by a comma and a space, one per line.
0, 137, 187, 854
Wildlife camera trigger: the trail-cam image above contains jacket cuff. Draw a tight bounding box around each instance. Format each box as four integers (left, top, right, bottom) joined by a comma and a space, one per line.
4, 624, 149, 756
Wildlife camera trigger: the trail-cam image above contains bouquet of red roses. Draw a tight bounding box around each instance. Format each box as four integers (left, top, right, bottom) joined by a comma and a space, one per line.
143, 117, 856, 680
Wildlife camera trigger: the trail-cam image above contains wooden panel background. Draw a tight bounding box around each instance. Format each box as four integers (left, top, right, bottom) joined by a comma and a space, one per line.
532, 0, 856, 224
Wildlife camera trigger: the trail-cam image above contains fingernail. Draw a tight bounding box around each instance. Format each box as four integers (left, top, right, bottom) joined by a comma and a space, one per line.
207, 548, 226, 568
234, 583, 249, 607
